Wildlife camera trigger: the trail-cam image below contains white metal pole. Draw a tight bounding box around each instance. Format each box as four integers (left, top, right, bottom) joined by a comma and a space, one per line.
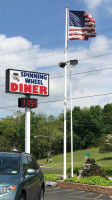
64, 5, 68, 179
25, 95, 31, 154
70, 65, 73, 177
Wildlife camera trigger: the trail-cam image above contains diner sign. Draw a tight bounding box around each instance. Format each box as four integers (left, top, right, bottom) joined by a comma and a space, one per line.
6, 69, 49, 96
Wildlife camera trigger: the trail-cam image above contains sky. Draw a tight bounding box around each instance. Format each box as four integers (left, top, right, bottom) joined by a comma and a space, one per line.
1, 0, 112, 118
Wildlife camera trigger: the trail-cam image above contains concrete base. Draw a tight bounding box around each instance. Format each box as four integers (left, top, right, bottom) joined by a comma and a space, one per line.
45, 181, 58, 186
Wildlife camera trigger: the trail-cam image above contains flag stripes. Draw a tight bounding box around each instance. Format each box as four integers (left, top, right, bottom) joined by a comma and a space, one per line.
68, 11, 96, 41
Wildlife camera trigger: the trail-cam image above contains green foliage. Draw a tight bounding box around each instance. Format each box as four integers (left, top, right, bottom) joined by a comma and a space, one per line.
0, 111, 63, 159
103, 104, 112, 134
65, 176, 80, 183
1, 103, 112, 158
67, 105, 104, 150
65, 176, 112, 186
102, 167, 112, 176
44, 174, 61, 181
99, 134, 112, 153
67, 166, 82, 174
0, 117, 17, 150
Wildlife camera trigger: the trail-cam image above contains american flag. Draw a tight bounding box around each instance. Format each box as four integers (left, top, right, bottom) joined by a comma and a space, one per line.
68, 10, 96, 41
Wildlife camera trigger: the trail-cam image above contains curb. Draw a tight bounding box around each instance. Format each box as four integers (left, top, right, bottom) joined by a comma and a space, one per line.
56, 180, 112, 195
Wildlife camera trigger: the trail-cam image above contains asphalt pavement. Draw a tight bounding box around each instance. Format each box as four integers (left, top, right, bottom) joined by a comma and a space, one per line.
45, 186, 112, 200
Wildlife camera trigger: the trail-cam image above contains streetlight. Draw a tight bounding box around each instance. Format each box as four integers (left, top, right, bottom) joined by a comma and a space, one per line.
59, 60, 67, 179
59, 59, 78, 178
69, 60, 78, 177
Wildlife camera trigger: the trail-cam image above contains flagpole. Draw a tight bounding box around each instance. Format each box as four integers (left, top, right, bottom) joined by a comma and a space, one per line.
63, 5, 68, 180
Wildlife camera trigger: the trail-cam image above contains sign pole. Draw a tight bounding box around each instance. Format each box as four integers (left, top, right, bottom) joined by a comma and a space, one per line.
25, 95, 31, 154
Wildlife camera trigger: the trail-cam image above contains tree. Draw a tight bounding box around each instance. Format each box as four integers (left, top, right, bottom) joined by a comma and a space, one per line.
99, 134, 112, 152
31, 113, 48, 158
0, 117, 17, 150
2, 102, 112, 157
66, 106, 104, 150
103, 103, 112, 134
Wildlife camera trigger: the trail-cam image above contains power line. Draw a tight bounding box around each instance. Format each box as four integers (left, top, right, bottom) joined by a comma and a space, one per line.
50, 64, 112, 79
0, 42, 112, 67
0, 26, 111, 58
0, 63, 112, 84
0, 48, 108, 66
0, 105, 17, 109
79, 51, 112, 62
1, 91, 112, 111
0, 26, 111, 70
0, 46, 37, 57
0, 40, 64, 57
68, 41, 112, 53
38, 92, 112, 105
0, 40, 111, 77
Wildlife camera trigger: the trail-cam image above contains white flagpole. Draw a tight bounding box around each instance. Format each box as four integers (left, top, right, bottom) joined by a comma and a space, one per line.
63, 5, 68, 180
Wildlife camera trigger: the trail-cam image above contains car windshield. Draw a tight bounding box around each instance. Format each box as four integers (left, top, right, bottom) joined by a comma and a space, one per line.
0, 156, 20, 175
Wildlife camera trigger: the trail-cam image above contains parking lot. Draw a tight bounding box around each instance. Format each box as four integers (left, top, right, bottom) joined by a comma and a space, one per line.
45, 186, 112, 200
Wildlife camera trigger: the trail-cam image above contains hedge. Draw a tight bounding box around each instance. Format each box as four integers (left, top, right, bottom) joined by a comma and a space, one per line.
64, 176, 112, 186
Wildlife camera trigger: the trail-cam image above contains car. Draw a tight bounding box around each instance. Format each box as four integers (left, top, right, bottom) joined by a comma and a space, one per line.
0, 151, 45, 200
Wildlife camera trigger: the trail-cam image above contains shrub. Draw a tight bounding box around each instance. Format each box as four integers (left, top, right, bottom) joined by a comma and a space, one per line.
67, 166, 82, 174
44, 174, 61, 181
102, 167, 112, 176
65, 176, 80, 183
99, 134, 112, 153
65, 176, 112, 186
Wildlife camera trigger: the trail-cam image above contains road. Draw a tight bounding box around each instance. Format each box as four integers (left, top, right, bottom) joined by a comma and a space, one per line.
45, 186, 112, 200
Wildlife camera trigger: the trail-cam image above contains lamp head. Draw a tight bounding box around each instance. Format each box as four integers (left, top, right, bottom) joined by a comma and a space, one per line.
59, 62, 66, 68
70, 60, 78, 66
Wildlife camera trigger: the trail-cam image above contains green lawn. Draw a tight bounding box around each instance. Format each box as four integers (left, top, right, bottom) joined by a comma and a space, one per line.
38, 147, 112, 169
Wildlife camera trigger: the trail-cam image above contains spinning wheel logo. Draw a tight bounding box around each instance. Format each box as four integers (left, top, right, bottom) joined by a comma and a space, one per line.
12, 73, 20, 81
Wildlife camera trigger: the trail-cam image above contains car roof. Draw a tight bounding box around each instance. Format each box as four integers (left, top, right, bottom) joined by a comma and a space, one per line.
0, 151, 30, 157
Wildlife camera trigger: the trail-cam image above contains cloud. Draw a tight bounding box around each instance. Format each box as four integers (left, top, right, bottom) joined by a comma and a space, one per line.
90, 35, 112, 54
84, 0, 102, 10
83, 0, 112, 15
1, 34, 112, 118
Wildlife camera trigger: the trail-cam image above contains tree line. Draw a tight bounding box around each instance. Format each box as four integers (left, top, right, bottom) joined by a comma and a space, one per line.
0, 103, 112, 158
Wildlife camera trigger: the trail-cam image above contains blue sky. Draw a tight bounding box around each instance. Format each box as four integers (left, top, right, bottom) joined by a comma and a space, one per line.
1, 0, 111, 47
1, 0, 112, 118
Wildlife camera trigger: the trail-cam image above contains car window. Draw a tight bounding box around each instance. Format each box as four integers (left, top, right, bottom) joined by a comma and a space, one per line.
0, 156, 19, 175
22, 156, 29, 175
27, 156, 39, 170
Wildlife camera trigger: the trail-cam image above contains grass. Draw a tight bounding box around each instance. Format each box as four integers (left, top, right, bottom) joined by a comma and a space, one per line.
38, 147, 112, 169
41, 169, 63, 175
